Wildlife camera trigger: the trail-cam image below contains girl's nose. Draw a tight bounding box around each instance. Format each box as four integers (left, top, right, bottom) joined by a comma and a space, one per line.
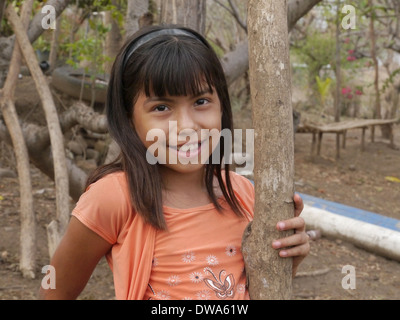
175, 108, 199, 133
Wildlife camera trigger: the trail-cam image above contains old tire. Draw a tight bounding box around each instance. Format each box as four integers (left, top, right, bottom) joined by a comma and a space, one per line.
51, 66, 108, 104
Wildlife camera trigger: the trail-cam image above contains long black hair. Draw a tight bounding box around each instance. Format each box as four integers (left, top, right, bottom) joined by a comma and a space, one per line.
87, 25, 246, 230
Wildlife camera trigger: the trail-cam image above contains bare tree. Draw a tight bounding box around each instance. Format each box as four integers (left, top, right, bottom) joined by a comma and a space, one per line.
0, 0, 35, 279
242, 0, 295, 299
6, 4, 70, 258
369, 0, 382, 120
334, 0, 342, 160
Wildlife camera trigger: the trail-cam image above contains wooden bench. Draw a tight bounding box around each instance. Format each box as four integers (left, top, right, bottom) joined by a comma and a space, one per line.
297, 118, 399, 159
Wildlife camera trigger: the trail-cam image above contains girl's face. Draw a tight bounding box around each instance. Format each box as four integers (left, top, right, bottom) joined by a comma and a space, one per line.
132, 87, 223, 174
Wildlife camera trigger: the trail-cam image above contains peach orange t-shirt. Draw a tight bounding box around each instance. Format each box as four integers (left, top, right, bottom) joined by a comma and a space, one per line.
72, 170, 254, 300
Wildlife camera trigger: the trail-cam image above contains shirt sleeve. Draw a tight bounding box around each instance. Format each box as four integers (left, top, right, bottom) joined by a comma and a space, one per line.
229, 171, 255, 220
71, 173, 132, 244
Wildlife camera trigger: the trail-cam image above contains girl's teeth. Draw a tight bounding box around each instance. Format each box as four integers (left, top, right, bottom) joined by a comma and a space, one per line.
180, 144, 188, 152
180, 143, 198, 152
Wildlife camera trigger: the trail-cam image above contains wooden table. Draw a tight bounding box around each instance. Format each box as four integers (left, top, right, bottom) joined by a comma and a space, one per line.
297, 118, 399, 159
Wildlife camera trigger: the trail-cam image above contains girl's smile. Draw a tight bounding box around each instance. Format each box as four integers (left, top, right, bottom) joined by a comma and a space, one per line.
169, 140, 204, 159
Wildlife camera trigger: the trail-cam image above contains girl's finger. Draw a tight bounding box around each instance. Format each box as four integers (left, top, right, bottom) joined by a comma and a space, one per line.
276, 216, 306, 232
294, 193, 304, 217
278, 242, 310, 258
272, 231, 309, 250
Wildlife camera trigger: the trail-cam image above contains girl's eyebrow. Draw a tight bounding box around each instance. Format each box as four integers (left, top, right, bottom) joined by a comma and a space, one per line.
144, 90, 212, 104
144, 96, 175, 103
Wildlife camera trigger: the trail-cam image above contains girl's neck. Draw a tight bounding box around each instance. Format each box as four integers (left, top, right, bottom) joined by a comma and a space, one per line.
160, 166, 206, 194
160, 166, 219, 209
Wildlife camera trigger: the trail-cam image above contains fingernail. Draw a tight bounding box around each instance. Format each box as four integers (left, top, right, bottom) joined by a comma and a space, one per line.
278, 222, 285, 230
280, 250, 288, 257
272, 241, 281, 248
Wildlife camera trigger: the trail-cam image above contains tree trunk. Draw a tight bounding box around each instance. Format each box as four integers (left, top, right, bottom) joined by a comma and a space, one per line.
48, 17, 61, 73
242, 0, 294, 300
125, 0, 150, 39
369, 0, 381, 119
6, 4, 71, 258
0, 0, 35, 279
334, 0, 342, 160
160, 0, 206, 34
334, 0, 342, 123
369, 0, 391, 138
391, 79, 400, 119
104, 0, 123, 74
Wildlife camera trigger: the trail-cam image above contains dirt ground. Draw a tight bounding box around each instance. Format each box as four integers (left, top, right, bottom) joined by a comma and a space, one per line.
0, 83, 399, 299
292, 123, 400, 300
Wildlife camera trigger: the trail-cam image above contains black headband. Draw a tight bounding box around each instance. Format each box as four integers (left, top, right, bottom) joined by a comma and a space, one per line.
122, 28, 205, 69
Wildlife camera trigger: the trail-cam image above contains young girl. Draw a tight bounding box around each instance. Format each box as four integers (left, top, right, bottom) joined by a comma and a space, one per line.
40, 25, 310, 300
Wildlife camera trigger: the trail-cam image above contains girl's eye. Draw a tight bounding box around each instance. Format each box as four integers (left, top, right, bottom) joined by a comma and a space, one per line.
195, 98, 209, 106
153, 105, 169, 112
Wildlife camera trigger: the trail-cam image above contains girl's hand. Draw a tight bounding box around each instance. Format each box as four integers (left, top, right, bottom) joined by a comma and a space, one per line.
271, 193, 310, 277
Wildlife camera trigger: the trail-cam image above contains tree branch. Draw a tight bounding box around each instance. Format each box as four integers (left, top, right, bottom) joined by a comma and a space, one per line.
0, 0, 70, 60
214, 0, 247, 32
0, 118, 87, 202
222, 0, 323, 85
227, 0, 247, 31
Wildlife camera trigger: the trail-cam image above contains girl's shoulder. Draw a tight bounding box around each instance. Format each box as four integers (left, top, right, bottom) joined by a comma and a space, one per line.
225, 170, 255, 196
85, 170, 131, 203
86, 170, 128, 190
72, 171, 134, 244
224, 170, 255, 219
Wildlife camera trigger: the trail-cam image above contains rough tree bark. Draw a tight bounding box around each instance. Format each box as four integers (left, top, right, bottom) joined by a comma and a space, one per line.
0, 0, 35, 279
242, 0, 295, 299
125, 0, 150, 38
160, 0, 206, 34
6, 4, 70, 258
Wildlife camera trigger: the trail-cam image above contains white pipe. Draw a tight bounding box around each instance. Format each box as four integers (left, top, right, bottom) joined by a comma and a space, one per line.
302, 204, 400, 262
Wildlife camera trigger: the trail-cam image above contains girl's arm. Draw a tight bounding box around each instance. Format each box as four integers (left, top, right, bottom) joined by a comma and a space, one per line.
39, 216, 112, 299
272, 194, 310, 277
